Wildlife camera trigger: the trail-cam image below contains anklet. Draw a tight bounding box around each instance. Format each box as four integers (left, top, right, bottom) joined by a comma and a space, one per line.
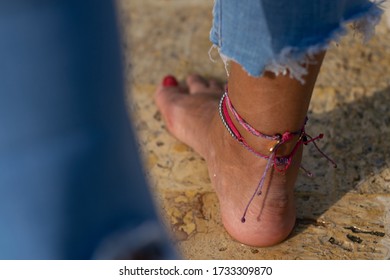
219, 90, 337, 223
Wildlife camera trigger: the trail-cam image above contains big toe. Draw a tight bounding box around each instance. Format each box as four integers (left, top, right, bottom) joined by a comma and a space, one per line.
155, 75, 186, 108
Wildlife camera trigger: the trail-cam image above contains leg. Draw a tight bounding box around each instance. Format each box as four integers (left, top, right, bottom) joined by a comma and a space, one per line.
156, 0, 382, 246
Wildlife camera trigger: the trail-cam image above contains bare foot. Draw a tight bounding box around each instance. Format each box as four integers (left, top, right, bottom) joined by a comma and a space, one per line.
155, 74, 300, 247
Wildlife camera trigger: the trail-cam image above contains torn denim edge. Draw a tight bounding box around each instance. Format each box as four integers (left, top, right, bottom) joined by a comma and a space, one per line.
209, 45, 230, 76
209, 0, 385, 84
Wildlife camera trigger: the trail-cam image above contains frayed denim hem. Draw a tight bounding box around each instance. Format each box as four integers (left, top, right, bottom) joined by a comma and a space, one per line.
209, 0, 385, 84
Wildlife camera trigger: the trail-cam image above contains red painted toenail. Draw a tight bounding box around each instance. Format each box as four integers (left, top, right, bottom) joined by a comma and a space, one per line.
162, 75, 178, 87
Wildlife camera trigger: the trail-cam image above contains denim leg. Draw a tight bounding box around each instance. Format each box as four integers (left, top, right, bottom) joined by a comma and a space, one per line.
210, 0, 384, 83
0, 0, 175, 259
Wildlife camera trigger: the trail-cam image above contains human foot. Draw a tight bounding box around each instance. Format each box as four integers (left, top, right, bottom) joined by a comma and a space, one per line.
155, 74, 303, 247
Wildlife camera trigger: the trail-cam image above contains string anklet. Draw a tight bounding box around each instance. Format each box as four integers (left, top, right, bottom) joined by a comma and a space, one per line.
219, 90, 337, 223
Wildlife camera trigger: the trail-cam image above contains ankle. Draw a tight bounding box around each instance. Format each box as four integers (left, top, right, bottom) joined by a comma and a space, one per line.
226, 53, 325, 134
221, 89, 306, 160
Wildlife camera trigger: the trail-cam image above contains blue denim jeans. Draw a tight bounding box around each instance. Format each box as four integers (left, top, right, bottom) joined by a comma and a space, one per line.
0, 0, 175, 259
210, 0, 383, 83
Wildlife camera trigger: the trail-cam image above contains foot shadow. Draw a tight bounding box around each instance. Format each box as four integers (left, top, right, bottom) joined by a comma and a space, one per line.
292, 86, 390, 237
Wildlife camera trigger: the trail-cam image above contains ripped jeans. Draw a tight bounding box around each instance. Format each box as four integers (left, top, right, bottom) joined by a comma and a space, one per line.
210, 0, 383, 83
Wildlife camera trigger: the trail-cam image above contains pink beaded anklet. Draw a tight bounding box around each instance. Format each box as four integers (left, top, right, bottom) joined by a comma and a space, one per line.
218, 90, 337, 223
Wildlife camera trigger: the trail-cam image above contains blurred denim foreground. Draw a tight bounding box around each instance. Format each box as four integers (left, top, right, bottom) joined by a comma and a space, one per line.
0, 0, 174, 259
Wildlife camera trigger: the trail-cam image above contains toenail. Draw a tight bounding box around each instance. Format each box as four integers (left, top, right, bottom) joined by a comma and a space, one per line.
162, 75, 178, 87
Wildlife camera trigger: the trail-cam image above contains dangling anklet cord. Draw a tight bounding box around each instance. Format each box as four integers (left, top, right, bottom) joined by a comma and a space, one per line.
219, 90, 337, 223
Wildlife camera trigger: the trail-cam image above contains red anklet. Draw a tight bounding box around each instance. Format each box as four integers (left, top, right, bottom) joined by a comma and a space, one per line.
219, 90, 337, 223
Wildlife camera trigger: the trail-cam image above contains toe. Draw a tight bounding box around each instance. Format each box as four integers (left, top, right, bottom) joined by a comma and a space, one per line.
155, 75, 187, 102
162, 75, 179, 87
154, 84, 181, 112
154, 84, 182, 134
186, 74, 210, 94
